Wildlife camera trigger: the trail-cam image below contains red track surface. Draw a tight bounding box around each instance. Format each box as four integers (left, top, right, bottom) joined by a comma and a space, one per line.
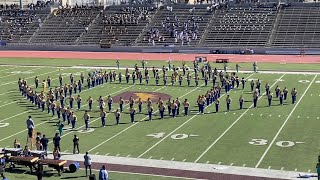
0, 50, 320, 63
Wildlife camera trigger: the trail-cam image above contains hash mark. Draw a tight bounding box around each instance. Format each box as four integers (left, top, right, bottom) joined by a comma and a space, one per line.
206, 161, 210, 164
105, 153, 109, 156
307, 116, 309, 119
160, 157, 164, 160
278, 115, 281, 117
251, 114, 253, 116
64, 150, 68, 153
233, 113, 236, 115
95, 152, 99, 155
260, 114, 262, 116
269, 114, 272, 116
308, 170, 311, 173
126, 155, 131, 157
230, 163, 234, 166
116, 154, 120, 157
183, 159, 186, 162
268, 166, 271, 169
294, 168, 297, 172
298, 116, 300, 118
317, 117, 319, 119
171, 158, 175, 161
281, 167, 284, 170
242, 164, 246, 167
218, 162, 221, 165
149, 156, 152, 159
225, 112, 227, 114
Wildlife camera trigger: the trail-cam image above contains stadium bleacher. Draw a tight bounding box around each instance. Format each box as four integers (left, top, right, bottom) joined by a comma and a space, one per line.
203, 6, 277, 47
78, 5, 157, 46
272, 6, 320, 48
30, 6, 101, 45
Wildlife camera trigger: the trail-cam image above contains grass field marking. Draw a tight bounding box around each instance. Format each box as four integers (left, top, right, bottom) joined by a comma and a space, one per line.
243, 164, 246, 167
0, 68, 60, 87
255, 74, 317, 168
137, 73, 255, 159
0, 66, 18, 72
0, 111, 30, 123
194, 74, 285, 163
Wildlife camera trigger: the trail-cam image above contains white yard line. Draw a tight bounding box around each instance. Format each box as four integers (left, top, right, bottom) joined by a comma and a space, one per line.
194, 74, 285, 163
0, 68, 60, 87
137, 73, 255, 158
0, 67, 42, 79
0, 66, 18, 72
255, 75, 317, 168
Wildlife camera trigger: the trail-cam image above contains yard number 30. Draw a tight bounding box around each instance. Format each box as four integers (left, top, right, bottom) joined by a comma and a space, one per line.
249, 139, 296, 147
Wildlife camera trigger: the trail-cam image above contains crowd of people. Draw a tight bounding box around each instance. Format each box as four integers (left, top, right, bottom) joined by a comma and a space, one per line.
145, 7, 204, 46
0, 9, 42, 41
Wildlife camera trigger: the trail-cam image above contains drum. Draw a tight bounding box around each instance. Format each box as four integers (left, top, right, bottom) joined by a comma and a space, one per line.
69, 162, 80, 173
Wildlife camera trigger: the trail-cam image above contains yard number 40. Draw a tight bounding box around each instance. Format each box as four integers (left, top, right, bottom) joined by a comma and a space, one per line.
249, 139, 301, 148
146, 132, 193, 140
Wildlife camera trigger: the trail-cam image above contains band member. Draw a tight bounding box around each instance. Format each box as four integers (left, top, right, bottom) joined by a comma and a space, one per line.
256, 79, 261, 95
250, 80, 254, 92
147, 97, 152, 108
265, 83, 270, 95
283, 87, 288, 100
73, 83, 77, 94
279, 91, 284, 105
100, 108, 107, 127
171, 75, 175, 86
198, 96, 205, 114
35, 76, 39, 88
183, 99, 190, 116
87, 77, 91, 89
159, 104, 165, 119
187, 73, 191, 86
275, 85, 280, 98
155, 73, 159, 85
171, 100, 177, 118
129, 107, 136, 123
26, 116, 35, 149
195, 75, 199, 87
61, 106, 67, 122
115, 109, 121, 125
148, 106, 153, 121
204, 75, 209, 86
51, 101, 56, 116
119, 97, 124, 112
87, 96, 93, 111
146, 74, 150, 85
66, 107, 71, 125
215, 98, 220, 113
77, 95, 82, 110
267, 92, 273, 107
129, 96, 135, 108
59, 74, 63, 87
71, 112, 77, 129
226, 95, 232, 112
291, 88, 297, 104
47, 76, 51, 87
118, 72, 122, 83
178, 75, 183, 86
69, 96, 75, 109
166, 98, 172, 115
239, 95, 244, 109
107, 95, 113, 111
175, 98, 181, 115
253, 91, 259, 108
163, 75, 167, 86
83, 110, 90, 130
137, 98, 143, 113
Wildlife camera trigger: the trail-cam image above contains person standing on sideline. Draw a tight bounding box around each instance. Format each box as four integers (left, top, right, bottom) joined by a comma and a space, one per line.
73, 135, 79, 154
53, 133, 61, 151
99, 165, 109, 180
26, 115, 35, 149
84, 152, 92, 177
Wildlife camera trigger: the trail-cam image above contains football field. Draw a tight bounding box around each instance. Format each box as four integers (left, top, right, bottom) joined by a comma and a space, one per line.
0, 58, 320, 179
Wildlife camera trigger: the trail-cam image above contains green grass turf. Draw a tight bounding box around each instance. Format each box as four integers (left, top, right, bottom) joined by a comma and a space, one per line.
0, 58, 319, 178
1, 57, 320, 71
